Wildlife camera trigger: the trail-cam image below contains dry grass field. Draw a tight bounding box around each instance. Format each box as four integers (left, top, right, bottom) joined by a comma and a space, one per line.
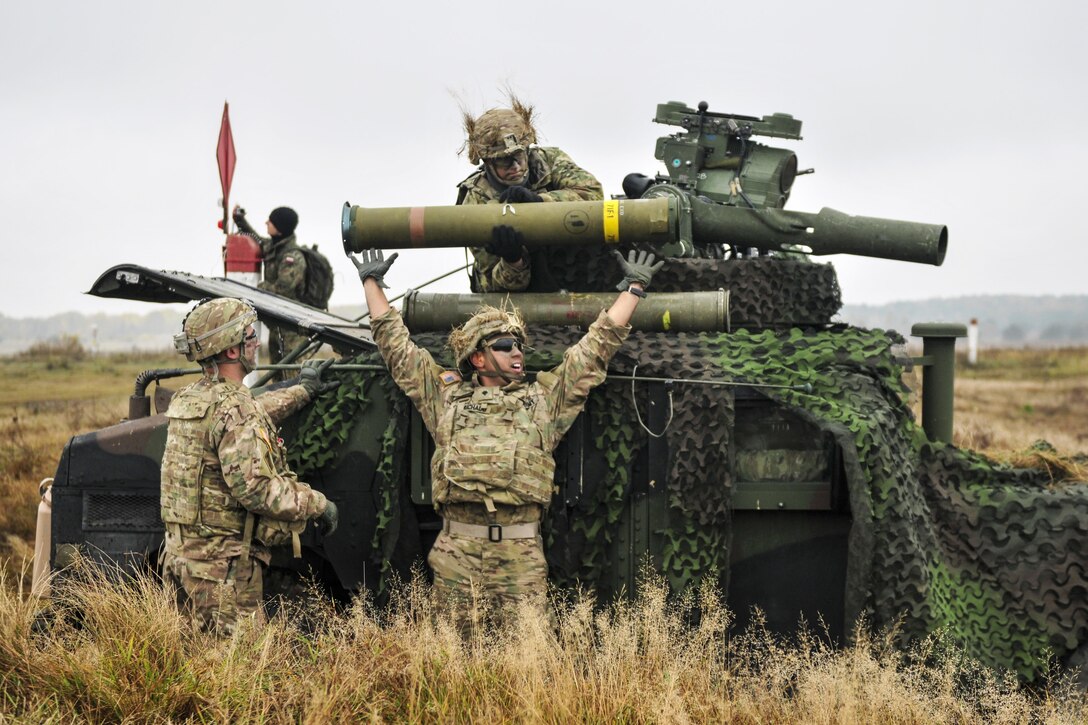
1, 340, 1086, 721
952, 347, 1088, 458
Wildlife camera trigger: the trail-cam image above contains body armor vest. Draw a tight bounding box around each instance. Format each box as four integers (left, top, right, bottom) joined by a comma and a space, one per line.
432, 383, 555, 510
161, 382, 247, 531
161, 380, 303, 548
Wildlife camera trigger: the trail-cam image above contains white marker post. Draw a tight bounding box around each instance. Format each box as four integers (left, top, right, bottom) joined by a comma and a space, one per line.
967, 317, 979, 366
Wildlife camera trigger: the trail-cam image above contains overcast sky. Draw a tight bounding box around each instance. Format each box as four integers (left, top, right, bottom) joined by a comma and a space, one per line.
2, 1, 1085, 320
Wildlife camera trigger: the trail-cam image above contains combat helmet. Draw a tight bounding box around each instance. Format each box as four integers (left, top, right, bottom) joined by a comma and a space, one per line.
462, 96, 538, 165
448, 304, 529, 371
173, 297, 258, 362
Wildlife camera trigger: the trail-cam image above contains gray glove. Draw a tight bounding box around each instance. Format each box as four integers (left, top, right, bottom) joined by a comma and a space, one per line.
316, 500, 339, 537
348, 248, 399, 289
299, 358, 340, 397
612, 249, 665, 291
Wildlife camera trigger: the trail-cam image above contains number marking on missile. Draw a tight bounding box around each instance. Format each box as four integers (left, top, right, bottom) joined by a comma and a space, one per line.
603, 200, 620, 243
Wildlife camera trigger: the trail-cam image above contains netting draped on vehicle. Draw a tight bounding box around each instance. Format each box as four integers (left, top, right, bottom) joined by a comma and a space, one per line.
290, 322, 1087, 681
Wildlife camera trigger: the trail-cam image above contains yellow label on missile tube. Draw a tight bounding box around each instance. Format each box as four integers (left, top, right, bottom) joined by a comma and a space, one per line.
602, 200, 620, 243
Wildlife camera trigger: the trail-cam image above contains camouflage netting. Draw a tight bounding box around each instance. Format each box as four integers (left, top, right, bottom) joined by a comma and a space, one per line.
289, 324, 1088, 681
288, 354, 411, 597
522, 250, 842, 327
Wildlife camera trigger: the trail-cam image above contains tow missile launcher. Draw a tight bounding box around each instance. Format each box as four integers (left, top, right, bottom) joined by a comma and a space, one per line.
45, 101, 1088, 685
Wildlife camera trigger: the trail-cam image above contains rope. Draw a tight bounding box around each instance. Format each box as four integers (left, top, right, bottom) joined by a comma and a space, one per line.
629, 364, 674, 438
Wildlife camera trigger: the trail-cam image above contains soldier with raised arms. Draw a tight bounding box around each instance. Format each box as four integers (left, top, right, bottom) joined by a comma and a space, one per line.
457, 94, 604, 292
161, 297, 340, 635
350, 247, 664, 631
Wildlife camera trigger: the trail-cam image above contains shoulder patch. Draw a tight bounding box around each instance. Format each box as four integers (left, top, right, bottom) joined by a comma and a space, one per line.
440, 371, 463, 385
283, 255, 296, 264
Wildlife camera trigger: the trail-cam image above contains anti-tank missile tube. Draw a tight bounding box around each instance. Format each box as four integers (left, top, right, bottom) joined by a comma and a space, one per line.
342, 197, 948, 266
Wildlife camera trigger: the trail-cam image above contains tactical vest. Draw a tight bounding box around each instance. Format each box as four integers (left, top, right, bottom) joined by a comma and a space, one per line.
432, 383, 556, 511
161, 381, 304, 550
161, 382, 247, 531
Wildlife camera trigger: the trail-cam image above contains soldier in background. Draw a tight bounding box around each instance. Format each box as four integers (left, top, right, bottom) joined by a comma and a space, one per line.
456, 95, 604, 292
161, 297, 340, 635
232, 205, 311, 369
350, 247, 663, 633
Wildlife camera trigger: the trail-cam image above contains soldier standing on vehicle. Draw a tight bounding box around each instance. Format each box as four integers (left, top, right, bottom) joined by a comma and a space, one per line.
349, 247, 663, 632
233, 205, 317, 370
161, 297, 340, 636
456, 95, 604, 292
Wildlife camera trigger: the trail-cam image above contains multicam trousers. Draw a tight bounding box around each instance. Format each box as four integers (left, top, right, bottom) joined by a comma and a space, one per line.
428, 530, 549, 635
163, 552, 264, 636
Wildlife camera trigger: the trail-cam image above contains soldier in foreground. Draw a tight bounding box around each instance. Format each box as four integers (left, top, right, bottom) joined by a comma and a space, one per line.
232, 205, 312, 369
161, 297, 340, 635
350, 247, 663, 631
457, 95, 604, 292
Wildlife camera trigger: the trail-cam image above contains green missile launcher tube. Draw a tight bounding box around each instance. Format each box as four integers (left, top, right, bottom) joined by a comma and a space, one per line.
689, 198, 948, 266
342, 197, 947, 266
342, 198, 673, 253
402, 290, 730, 333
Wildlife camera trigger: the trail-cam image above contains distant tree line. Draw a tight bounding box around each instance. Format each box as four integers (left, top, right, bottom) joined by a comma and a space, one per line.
3, 295, 1087, 354
840, 295, 1088, 347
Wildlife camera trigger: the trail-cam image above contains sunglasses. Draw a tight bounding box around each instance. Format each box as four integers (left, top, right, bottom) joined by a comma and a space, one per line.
484, 337, 524, 353
489, 150, 527, 171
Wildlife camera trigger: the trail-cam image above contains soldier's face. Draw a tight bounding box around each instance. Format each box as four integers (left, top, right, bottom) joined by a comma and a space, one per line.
243, 326, 259, 355
239, 325, 259, 373
487, 150, 529, 185
471, 336, 524, 384
266, 219, 280, 236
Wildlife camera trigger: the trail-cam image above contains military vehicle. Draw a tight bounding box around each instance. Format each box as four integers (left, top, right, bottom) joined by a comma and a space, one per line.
45, 101, 1087, 682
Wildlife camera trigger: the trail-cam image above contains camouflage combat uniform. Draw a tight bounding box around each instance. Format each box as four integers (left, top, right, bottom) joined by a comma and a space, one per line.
370, 306, 629, 630
457, 146, 604, 293
160, 377, 328, 635
236, 216, 310, 365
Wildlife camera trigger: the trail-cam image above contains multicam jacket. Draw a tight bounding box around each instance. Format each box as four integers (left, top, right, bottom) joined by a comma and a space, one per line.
236, 216, 308, 301
160, 377, 327, 563
371, 307, 629, 518
456, 146, 604, 293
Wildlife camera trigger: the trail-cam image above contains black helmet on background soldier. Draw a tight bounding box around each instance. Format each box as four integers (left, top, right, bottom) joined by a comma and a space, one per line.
174, 298, 258, 363
268, 206, 298, 237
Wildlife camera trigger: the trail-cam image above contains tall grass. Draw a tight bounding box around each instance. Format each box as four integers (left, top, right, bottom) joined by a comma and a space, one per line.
2, 348, 1087, 721
2, 562, 1084, 723
0, 348, 197, 592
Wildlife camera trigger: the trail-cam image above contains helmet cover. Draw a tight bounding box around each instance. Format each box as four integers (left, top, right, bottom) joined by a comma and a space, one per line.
174, 298, 258, 362
447, 304, 529, 369
462, 95, 537, 165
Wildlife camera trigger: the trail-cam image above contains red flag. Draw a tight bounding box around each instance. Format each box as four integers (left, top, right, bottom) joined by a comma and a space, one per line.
216, 102, 236, 208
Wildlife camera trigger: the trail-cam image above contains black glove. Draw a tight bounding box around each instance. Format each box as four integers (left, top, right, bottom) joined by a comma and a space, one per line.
498, 186, 543, 203
612, 249, 666, 291
299, 358, 341, 397
316, 500, 339, 537
232, 205, 246, 222
486, 225, 527, 264
348, 248, 399, 289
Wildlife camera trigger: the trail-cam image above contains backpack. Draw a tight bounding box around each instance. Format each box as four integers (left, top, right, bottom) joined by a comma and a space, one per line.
296, 245, 334, 309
